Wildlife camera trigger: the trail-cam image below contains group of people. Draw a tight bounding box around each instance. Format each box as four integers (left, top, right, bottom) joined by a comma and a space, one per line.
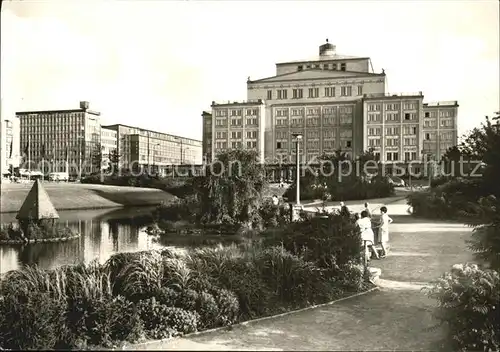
341, 202, 393, 261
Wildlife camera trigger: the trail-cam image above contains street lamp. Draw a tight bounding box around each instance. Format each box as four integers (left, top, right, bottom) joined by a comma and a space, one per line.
292, 133, 303, 205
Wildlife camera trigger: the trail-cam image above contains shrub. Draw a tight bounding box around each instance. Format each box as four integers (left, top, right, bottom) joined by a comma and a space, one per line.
66, 295, 144, 348
256, 246, 328, 307
0, 291, 67, 350
407, 178, 484, 220
211, 288, 240, 326
424, 263, 500, 351
137, 298, 199, 338
196, 291, 221, 328
261, 212, 361, 269
258, 200, 291, 229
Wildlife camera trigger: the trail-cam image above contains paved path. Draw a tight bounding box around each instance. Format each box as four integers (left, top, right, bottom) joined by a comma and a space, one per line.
126, 198, 472, 351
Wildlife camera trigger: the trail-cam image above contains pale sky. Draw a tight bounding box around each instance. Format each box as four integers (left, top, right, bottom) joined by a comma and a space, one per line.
1, 0, 499, 140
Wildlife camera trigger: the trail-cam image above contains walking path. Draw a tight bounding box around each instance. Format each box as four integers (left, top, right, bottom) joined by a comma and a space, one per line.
125, 198, 473, 351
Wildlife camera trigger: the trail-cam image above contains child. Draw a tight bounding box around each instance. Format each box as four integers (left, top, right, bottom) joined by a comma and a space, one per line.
364, 202, 372, 218
378, 206, 393, 257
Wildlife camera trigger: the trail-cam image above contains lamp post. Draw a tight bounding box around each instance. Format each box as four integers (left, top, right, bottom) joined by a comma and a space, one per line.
292, 133, 303, 205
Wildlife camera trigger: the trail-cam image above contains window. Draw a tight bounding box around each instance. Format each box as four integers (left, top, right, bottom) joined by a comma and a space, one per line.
403, 102, 417, 110
230, 109, 242, 117
323, 64, 329, 70
246, 141, 257, 149
298, 65, 303, 71
215, 119, 226, 126
307, 140, 319, 150
230, 118, 242, 126
368, 138, 381, 147
215, 110, 226, 117
345, 140, 352, 148
292, 89, 303, 99
340, 86, 352, 96
246, 131, 257, 139
307, 130, 320, 139
340, 116, 352, 124
368, 127, 381, 136
357, 86, 363, 96
367, 113, 381, 123
404, 137, 416, 146
246, 117, 257, 125
404, 113, 417, 120
424, 112, 430, 118
277, 89, 288, 99
340, 63, 346, 71
246, 109, 258, 116
386, 113, 399, 121
323, 140, 335, 149
332, 63, 337, 70
291, 117, 304, 126
308, 88, 319, 98
307, 108, 319, 115
323, 130, 335, 138
425, 133, 431, 140
276, 109, 288, 117
276, 141, 287, 149
369, 104, 381, 111
323, 107, 336, 115
231, 141, 242, 149
231, 131, 242, 139
267, 90, 272, 100
307, 117, 319, 126
325, 87, 335, 97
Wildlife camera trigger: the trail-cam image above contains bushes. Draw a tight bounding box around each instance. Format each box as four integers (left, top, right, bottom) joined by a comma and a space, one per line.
407, 177, 484, 220
285, 175, 394, 202
0, 228, 367, 349
424, 264, 500, 351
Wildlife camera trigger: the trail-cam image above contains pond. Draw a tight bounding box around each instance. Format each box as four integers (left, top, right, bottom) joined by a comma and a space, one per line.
0, 206, 242, 276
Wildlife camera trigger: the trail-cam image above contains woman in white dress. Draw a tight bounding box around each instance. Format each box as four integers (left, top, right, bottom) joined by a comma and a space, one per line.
356, 210, 379, 260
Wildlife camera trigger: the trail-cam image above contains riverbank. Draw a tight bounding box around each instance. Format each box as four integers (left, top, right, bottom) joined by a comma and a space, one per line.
0, 182, 176, 214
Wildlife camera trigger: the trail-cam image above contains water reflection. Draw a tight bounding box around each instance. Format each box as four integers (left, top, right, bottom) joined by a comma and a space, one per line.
0, 206, 164, 275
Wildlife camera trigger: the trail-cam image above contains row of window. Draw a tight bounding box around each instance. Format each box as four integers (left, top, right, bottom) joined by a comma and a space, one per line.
276, 116, 353, 126
424, 110, 455, 118
275, 106, 353, 117
367, 112, 418, 122
269, 86, 362, 100
215, 131, 259, 140
423, 119, 454, 128
214, 118, 259, 127
368, 102, 419, 111
276, 140, 352, 149
367, 137, 418, 147
214, 108, 260, 117
424, 132, 455, 140
368, 126, 419, 136
297, 62, 347, 71
275, 130, 351, 139
215, 141, 258, 149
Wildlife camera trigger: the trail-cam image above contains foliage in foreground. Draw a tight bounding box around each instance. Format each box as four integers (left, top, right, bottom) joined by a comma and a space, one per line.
0, 214, 368, 350
424, 263, 500, 352
0, 222, 74, 241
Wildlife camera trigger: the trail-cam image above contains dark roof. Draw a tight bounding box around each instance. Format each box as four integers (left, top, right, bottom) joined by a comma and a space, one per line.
16, 179, 59, 220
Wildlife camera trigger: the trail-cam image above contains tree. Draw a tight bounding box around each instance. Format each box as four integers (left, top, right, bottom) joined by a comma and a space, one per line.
108, 149, 121, 175
91, 143, 103, 172
193, 149, 267, 228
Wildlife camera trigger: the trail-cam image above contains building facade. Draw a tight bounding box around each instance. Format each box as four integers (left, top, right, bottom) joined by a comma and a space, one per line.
17, 101, 101, 176
422, 101, 459, 161
100, 127, 118, 170
209, 100, 266, 162
201, 111, 212, 163
202, 40, 459, 166
102, 124, 203, 173
1, 117, 20, 176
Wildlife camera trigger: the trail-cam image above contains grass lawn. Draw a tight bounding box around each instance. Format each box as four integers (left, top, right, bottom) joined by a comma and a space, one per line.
0, 182, 176, 214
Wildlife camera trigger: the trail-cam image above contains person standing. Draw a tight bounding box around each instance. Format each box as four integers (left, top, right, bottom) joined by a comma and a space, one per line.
364, 202, 372, 218
356, 210, 379, 260
378, 206, 393, 258
340, 201, 350, 217
272, 194, 279, 206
